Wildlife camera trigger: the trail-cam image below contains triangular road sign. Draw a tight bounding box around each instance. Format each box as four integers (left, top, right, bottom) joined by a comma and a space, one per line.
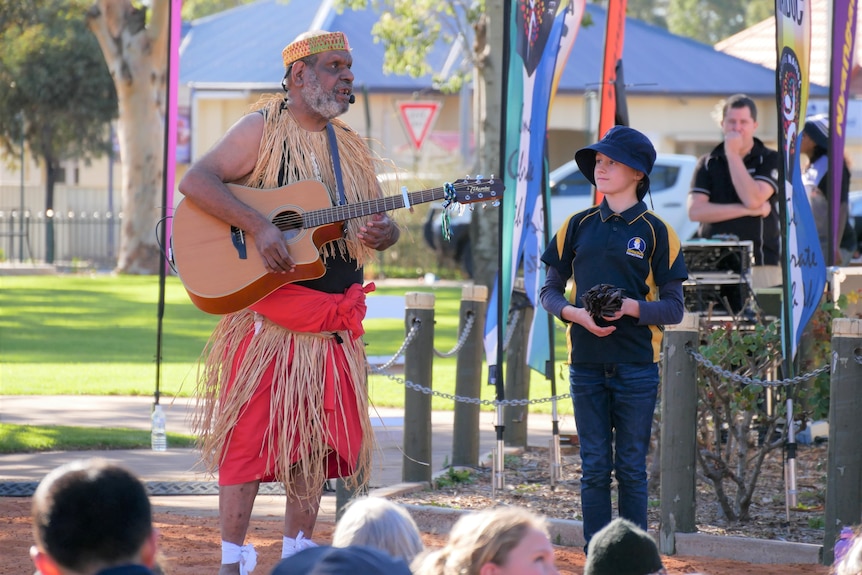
398, 100, 441, 151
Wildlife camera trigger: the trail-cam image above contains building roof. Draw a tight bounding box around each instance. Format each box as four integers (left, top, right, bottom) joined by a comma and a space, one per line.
715, 0, 862, 89
179, 0, 450, 92
180, 1, 825, 97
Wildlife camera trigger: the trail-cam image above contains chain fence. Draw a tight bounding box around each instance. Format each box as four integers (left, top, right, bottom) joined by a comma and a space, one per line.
370, 310, 840, 407
685, 344, 830, 387
433, 312, 475, 358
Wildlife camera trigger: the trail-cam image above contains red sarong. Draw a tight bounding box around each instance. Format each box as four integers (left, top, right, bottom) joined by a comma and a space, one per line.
198, 283, 375, 488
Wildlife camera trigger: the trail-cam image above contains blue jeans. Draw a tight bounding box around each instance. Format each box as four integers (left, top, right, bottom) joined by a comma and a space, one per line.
570, 363, 659, 547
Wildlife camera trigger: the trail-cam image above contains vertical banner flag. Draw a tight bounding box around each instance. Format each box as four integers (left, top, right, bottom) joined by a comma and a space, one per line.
775, 0, 825, 362
593, 0, 627, 205
484, 0, 585, 386
527, 0, 587, 378
829, 0, 858, 264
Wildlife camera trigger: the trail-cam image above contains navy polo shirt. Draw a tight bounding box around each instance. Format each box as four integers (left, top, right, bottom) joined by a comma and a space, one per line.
690, 137, 781, 265
541, 200, 688, 364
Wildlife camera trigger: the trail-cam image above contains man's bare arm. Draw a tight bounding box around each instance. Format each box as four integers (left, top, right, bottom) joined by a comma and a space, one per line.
178, 113, 295, 273
687, 192, 770, 224
723, 135, 774, 209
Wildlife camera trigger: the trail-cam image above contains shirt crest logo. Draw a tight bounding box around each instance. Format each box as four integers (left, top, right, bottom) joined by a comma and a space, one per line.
626, 237, 645, 259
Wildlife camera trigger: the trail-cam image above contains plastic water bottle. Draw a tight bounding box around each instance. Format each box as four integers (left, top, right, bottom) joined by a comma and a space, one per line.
151, 404, 167, 452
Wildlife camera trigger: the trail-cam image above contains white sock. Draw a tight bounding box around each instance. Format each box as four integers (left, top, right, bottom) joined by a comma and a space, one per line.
221, 541, 257, 575
281, 531, 318, 559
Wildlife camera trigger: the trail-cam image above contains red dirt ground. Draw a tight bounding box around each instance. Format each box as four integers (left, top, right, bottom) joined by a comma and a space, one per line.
0, 498, 829, 575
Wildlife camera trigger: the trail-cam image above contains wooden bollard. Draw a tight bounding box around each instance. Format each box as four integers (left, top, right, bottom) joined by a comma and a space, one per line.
822, 318, 862, 565
659, 312, 700, 555
402, 292, 435, 484
504, 280, 533, 448
452, 285, 488, 467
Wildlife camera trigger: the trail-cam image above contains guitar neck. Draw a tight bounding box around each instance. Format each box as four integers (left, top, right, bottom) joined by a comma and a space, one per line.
302, 186, 450, 228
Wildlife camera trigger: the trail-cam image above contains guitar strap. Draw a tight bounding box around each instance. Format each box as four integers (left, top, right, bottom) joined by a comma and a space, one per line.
325, 123, 348, 206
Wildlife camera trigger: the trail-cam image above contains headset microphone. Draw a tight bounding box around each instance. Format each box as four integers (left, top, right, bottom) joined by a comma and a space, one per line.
348, 94, 356, 104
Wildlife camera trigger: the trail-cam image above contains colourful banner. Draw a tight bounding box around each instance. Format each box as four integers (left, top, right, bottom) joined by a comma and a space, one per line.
828, 0, 858, 263
593, 0, 627, 206
775, 1, 825, 362
484, 0, 584, 389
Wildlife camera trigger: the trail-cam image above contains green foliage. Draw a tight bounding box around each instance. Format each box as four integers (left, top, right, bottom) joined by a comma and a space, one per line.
666, 0, 773, 44
695, 318, 786, 522
0, 0, 117, 162
434, 466, 475, 488
0, 422, 196, 453
334, 0, 483, 93
802, 294, 854, 421
808, 516, 826, 529
180, 0, 256, 21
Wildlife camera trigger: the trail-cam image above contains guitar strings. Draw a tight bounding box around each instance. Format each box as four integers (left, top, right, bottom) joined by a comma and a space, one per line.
268, 181, 491, 230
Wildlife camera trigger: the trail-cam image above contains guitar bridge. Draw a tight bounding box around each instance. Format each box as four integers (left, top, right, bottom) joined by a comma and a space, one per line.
230, 226, 248, 259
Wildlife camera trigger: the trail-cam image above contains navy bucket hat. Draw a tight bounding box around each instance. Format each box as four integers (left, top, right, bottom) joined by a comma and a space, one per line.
575, 126, 657, 201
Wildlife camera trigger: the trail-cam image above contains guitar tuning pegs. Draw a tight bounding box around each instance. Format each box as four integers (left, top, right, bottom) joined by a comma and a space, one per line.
476, 174, 484, 181
491, 200, 501, 207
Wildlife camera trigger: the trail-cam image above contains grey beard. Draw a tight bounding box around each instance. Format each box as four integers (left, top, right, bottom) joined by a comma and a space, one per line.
303, 69, 348, 120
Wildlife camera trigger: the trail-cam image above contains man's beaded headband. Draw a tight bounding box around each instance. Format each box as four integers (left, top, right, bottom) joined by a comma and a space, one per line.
282, 31, 350, 68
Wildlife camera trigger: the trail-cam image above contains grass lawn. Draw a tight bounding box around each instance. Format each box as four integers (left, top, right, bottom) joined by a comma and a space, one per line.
0, 274, 574, 415
0, 422, 196, 454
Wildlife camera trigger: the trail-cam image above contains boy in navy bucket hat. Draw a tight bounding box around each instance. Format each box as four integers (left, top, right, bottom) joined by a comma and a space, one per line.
575, 125, 657, 201
540, 126, 688, 551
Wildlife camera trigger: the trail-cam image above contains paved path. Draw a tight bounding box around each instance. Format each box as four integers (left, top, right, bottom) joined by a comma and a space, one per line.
0, 395, 823, 564
0, 395, 575, 523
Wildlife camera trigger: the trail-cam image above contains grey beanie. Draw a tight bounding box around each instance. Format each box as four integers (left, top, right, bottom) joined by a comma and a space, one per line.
584, 518, 666, 575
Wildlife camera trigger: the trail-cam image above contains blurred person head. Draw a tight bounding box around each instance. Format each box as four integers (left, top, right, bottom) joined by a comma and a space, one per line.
30, 458, 157, 575
833, 530, 862, 575
801, 113, 830, 159
583, 518, 665, 575
717, 94, 759, 150
412, 506, 558, 575
331, 496, 424, 564
270, 545, 411, 575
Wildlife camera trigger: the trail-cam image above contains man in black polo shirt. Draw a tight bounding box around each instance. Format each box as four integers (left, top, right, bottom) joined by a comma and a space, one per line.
688, 94, 781, 290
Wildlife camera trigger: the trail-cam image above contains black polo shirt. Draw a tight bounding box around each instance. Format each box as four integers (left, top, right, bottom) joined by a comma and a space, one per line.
541, 200, 689, 364
690, 137, 781, 265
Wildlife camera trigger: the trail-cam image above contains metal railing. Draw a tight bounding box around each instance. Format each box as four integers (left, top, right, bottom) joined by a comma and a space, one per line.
0, 209, 121, 269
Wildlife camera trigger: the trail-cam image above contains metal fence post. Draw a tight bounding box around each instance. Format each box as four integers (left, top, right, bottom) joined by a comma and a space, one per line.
402, 292, 435, 484
659, 312, 700, 555
452, 285, 488, 466
822, 318, 862, 565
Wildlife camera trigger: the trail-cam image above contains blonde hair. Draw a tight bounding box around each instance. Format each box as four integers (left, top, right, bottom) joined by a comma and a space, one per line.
834, 533, 862, 575
332, 497, 424, 564
412, 507, 550, 575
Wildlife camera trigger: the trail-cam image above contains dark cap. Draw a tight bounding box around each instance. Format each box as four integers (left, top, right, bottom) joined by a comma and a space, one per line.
583, 518, 665, 575
575, 126, 657, 201
803, 114, 829, 149
270, 545, 412, 575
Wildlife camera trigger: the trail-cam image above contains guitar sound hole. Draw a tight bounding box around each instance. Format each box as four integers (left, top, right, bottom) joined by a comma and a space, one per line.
273, 210, 303, 241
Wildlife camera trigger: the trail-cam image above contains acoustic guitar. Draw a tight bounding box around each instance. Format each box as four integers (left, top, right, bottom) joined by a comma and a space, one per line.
171, 177, 503, 314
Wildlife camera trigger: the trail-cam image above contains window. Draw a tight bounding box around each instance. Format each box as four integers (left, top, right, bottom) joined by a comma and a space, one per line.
550, 170, 592, 197
649, 165, 680, 192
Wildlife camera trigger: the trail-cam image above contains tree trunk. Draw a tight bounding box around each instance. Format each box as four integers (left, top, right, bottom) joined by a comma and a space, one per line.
87, 0, 168, 274
470, 2, 503, 291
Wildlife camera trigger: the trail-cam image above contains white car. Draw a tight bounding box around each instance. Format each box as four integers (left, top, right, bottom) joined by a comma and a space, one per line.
423, 154, 700, 274
548, 153, 700, 240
